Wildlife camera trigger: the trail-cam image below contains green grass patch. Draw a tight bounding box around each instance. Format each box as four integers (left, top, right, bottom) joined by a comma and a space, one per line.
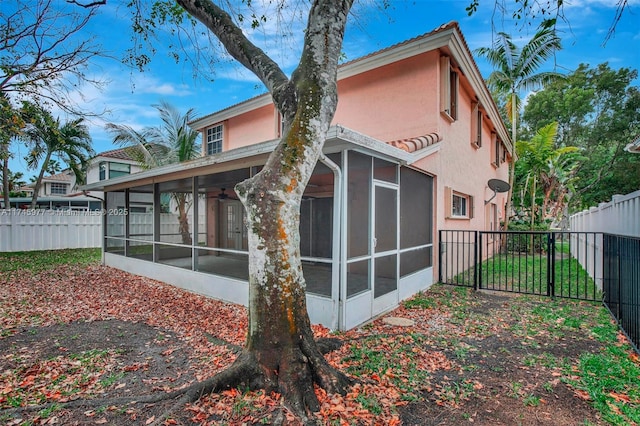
343, 333, 431, 402
403, 291, 436, 309
450, 248, 601, 301
0, 248, 101, 273
564, 335, 640, 425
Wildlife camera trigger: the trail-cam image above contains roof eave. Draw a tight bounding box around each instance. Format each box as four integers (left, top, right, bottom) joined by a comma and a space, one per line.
82, 125, 412, 192
447, 30, 513, 155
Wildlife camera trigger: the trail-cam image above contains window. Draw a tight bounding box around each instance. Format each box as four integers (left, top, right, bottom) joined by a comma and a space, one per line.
206, 124, 223, 155
471, 102, 482, 148
100, 162, 130, 180
440, 56, 459, 120
452, 193, 467, 217
50, 182, 68, 195
486, 202, 498, 231
109, 162, 130, 179
445, 186, 474, 219
491, 133, 500, 168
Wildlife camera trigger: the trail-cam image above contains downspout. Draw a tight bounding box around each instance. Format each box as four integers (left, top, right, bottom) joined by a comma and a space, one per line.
318, 153, 343, 330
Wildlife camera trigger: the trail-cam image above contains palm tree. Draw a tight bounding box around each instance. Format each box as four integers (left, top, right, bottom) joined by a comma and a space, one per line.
476, 19, 563, 231
1, 92, 26, 208
22, 104, 94, 208
106, 101, 201, 244
516, 122, 579, 227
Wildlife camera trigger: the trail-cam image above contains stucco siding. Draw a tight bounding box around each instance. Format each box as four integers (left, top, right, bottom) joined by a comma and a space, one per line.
226, 104, 277, 150
333, 52, 440, 142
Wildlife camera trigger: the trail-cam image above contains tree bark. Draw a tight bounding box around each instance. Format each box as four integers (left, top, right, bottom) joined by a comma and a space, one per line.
176, 194, 192, 245
503, 91, 517, 232
174, 0, 355, 420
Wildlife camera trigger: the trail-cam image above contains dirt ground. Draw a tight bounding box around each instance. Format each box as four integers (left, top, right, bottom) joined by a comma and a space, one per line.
397, 291, 607, 426
0, 264, 620, 425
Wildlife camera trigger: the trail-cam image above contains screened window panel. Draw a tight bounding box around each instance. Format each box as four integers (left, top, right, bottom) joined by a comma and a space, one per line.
400, 168, 433, 249
129, 188, 154, 242
347, 151, 371, 259
400, 247, 433, 277
347, 259, 370, 298
105, 191, 125, 237
375, 186, 397, 253
373, 158, 397, 183
158, 179, 193, 245
374, 254, 397, 298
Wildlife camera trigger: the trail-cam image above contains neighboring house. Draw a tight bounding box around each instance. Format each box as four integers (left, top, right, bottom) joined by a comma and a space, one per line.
625, 134, 640, 153
83, 147, 145, 200
6, 148, 143, 210
83, 22, 512, 330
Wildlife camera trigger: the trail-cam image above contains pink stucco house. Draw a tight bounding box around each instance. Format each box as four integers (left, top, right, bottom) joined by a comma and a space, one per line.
84, 22, 512, 330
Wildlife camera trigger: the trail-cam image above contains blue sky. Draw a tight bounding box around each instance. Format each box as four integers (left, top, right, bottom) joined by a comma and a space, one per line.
7, 0, 640, 181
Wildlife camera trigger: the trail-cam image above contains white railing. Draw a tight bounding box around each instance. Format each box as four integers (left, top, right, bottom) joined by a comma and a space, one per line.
570, 189, 640, 237
0, 210, 207, 252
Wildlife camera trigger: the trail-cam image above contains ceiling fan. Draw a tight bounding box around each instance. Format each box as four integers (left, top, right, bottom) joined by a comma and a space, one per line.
218, 188, 229, 200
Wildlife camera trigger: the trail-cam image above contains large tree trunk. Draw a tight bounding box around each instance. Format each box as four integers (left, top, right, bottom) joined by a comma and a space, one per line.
503, 91, 518, 231
175, 194, 192, 245
174, 0, 354, 420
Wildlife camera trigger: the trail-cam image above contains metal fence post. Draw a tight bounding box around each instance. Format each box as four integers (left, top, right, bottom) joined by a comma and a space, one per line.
548, 232, 556, 297
476, 231, 481, 291
438, 230, 443, 284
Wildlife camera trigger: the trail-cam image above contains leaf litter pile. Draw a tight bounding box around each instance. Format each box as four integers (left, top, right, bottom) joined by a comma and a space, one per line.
1, 254, 639, 425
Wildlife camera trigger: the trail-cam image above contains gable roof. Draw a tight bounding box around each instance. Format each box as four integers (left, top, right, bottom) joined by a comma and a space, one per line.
93, 147, 137, 162
187, 21, 512, 155
40, 171, 74, 183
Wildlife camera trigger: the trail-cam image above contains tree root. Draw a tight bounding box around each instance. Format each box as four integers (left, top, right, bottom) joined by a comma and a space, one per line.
1, 341, 352, 425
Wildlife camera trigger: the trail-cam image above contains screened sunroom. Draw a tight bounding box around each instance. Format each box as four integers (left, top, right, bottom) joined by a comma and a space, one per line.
86, 126, 435, 330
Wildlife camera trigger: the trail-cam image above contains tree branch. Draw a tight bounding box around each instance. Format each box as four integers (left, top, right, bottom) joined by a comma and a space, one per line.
174, 0, 289, 97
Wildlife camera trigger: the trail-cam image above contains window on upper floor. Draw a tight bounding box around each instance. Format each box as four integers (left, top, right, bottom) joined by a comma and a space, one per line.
440, 56, 459, 121
109, 162, 130, 179
99, 162, 131, 180
445, 186, 474, 219
491, 133, 501, 168
99, 162, 106, 181
206, 124, 223, 155
471, 102, 483, 148
50, 182, 69, 195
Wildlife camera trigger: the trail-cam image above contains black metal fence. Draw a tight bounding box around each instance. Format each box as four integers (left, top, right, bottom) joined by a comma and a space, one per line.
439, 230, 602, 301
439, 229, 640, 353
603, 234, 640, 353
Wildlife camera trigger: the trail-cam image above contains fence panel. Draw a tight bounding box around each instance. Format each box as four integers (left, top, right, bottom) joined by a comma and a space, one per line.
570, 189, 640, 238
1, 210, 207, 252
0, 210, 102, 252
439, 230, 601, 301
603, 234, 640, 353
439, 230, 477, 287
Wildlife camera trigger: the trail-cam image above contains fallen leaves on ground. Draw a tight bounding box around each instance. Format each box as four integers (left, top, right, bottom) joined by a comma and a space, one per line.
0, 264, 455, 425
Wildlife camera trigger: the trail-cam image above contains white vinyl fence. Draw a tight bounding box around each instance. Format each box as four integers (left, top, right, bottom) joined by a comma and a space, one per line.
569, 189, 640, 289
570, 189, 640, 237
0, 210, 102, 252
0, 210, 207, 252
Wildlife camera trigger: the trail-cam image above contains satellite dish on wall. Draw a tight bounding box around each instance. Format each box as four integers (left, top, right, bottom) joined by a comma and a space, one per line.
485, 179, 510, 205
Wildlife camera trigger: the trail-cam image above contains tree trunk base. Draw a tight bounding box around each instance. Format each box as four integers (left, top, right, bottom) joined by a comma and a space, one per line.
156, 340, 353, 425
